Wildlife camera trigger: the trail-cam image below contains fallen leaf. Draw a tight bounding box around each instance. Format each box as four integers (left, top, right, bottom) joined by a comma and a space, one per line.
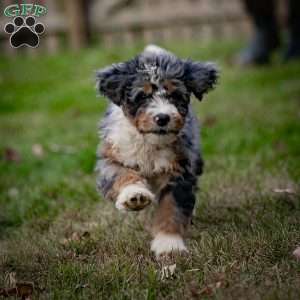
187, 280, 200, 299
273, 141, 287, 153
203, 115, 217, 127
3, 147, 21, 162
71, 109, 81, 118
16, 282, 34, 299
199, 285, 213, 296
0, 287, 18, 297
8, 188, 19, 198
0, 281, 34, 300
32, 144, 44, 158
293, 247, 300, 260
71, 232, 81, 241
199, 276, 228, 297
273, 188, 296, 195
49, 144, 77, 154
60, 231, 90, 246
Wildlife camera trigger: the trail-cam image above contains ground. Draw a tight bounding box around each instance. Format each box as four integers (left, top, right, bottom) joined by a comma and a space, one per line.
0, 42, 300, 299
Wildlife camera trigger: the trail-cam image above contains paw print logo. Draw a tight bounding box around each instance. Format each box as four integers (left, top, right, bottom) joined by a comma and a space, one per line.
4, 16, 45, 48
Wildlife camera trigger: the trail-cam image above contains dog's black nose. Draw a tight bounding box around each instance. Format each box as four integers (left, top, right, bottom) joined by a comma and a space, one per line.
154, 114, 170, 127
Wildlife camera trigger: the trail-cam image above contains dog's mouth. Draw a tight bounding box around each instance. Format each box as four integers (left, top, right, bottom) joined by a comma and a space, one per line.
139, 129, 179, 135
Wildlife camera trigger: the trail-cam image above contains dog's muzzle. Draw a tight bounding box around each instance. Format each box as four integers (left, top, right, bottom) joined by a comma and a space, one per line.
154, 113, 170, 127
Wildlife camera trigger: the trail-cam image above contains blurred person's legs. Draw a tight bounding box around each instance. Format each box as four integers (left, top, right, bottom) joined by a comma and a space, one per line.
284, 0, 300, 60
239, 0, 280, 65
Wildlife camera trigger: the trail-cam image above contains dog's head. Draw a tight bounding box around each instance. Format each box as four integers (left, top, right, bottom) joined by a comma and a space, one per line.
97, 45, 218, 135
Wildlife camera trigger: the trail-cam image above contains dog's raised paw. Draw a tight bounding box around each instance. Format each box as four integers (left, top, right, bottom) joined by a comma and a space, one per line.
123, 193, 152, 211
116, 183, 154, 211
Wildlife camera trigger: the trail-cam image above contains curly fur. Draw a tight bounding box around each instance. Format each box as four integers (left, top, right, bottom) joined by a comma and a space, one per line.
95, 45, 218, 256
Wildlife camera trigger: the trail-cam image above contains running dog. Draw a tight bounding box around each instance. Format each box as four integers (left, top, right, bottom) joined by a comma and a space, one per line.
95, 45, 218, 257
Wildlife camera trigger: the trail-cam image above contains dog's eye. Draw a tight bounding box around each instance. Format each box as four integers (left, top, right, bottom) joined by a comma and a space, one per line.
143, 82, 156, 95
163, 80, 177, 94
169, 90, 187, 103
135, 91, 149, 102
168, 91, 189, 115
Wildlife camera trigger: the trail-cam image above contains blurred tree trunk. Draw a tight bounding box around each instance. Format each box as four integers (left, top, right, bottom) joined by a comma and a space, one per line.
64, 0, 89, 50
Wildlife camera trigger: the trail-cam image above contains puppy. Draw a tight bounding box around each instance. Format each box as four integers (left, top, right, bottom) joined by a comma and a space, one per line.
95, 45, 218, 257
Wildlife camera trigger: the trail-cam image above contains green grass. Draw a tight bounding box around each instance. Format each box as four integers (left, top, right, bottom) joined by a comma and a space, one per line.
1, 41, 300, 299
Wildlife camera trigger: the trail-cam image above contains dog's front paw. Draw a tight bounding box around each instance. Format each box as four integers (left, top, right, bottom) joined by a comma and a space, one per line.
151, 233, 188, 257
116, 183, 154, 211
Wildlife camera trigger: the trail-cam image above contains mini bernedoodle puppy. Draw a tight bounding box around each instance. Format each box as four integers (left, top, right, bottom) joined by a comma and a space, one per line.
95, 45, 218, 257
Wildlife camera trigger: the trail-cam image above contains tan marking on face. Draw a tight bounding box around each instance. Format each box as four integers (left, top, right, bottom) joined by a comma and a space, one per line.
173, 113, 184, 131
163, 80, 177, 94
152, 193, 189, 237
135, 110, 184, 133
143, 82, 153, 95
134, 111, 154, 132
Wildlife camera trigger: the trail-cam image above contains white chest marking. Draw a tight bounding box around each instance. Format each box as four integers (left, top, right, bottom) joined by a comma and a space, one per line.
103, 105, 177, 177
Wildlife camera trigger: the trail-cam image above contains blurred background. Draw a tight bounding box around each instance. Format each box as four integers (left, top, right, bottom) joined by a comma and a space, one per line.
1, 1, 300, 299
0, 0, 289, 53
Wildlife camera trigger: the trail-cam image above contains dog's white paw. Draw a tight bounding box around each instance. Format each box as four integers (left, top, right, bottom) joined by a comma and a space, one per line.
116, 183, 154, 211
151, 233, 188, 257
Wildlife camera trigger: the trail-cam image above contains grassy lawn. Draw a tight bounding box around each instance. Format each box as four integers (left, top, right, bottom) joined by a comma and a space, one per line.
0, 41, 300, 299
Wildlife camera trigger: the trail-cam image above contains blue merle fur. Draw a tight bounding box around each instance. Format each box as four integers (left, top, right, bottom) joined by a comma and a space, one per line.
96, 47, 218, 223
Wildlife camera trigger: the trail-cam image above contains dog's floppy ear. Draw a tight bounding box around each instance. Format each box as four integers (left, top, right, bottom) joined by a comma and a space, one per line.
183, 61, 218, 101
96, 62, 132, 106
